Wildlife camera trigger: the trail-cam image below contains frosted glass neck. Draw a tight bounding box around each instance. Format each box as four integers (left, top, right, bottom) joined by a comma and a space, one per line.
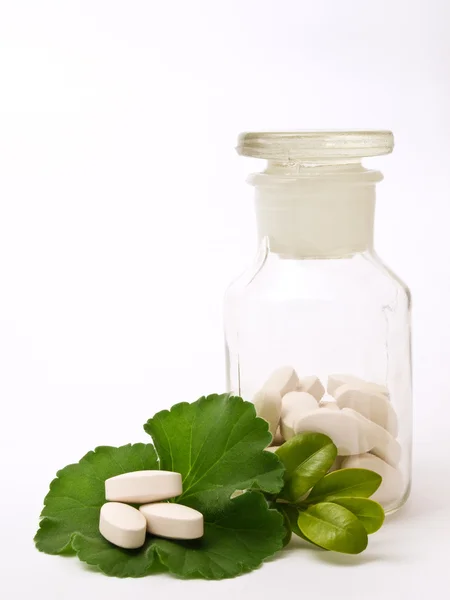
252, 162, 379, 259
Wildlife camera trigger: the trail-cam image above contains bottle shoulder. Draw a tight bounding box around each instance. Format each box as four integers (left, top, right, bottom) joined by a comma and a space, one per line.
365, 252, 411, 306
225, 248, 410, 309
224, 239, 270, 299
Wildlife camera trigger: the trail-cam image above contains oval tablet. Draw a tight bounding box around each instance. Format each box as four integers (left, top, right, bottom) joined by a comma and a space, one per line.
139, 502, 204, 540
253, 389, 282, 437
328, 374, 361, 396
296, 375, 325, 401
294, 408, 374, 456
320, 402, 340, 411
361, 380, 390, 397
328, 374, 389, 398
99, 502, 147, 549
319, 394, 340, 410
105, 470, 182, 504
335, 384, 398, 436
280, 391, 318, 440
263, 366, 299, 396
341, 453, 404, 508
342, 408, 401, 466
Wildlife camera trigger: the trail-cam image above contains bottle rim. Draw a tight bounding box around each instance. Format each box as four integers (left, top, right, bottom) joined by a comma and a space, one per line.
237, 130, 394, 160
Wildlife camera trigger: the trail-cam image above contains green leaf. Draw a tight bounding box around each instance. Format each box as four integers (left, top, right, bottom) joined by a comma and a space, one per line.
306, 468, 382, 503
155, 492, 283, 579
277, 503, 324, 548
144, 393, 285, 510
275, 433, 337, 501
72, 536, 157, 578
297, 502, 368, 554
34, 444, 159, 559
332, 498, 385, 534
277, 503, 302, 539
74, 492, 284, 580
35, 395, 286, 579
273, 504, 294, 546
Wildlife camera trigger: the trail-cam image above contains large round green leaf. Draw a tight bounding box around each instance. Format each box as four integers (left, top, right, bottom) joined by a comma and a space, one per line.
35, 395, 286, 579
144, 393, 285, 511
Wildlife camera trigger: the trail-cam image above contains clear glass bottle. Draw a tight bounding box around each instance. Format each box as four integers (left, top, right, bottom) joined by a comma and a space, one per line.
224, 131, 412, 513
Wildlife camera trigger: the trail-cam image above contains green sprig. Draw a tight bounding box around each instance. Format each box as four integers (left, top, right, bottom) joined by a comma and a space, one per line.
272, 432, 385, 553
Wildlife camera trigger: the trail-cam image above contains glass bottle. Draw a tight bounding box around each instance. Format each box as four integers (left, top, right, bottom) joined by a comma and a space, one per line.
224, 131, 412, 513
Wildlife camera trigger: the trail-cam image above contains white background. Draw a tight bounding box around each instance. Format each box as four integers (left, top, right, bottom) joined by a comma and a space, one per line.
1, 1, 449, 598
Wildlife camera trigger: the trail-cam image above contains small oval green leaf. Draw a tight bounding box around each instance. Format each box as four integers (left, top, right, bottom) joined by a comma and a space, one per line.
279, 503, 324, 547
297, 502, 368, 554
306, 468, 382, 503
275, 433, 337, 501
332, 498, 385, 534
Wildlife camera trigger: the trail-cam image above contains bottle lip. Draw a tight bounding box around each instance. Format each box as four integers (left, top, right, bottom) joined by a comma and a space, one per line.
237, 130, 394, 161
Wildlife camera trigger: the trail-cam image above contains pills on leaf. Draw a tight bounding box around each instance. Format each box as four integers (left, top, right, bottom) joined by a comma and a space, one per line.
105, 470, 182, 504
280, 391, 318, 440
342, 453, 403, 507
253, 389, 282, 437
99, 502, 147, 549
335, 384, 398, 436
139, 502, 204, 540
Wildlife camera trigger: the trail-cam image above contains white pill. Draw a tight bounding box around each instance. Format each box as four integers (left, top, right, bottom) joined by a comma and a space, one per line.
99, 502, 147, 549
294, 408, 374, 456
253, 388, 282, 437
105, 470, 182, 504
280, 391, 318, 440
139, 502, 204, 540
328, 374, 360, 396
319, 394, 340, 410
321, 402, 340, 411
361, 380, 390, 397
296, 375, 325, 401
341, 454, 404, 507
342, 408, 401, 466
263, 366, 299, 396
335, 384, 398, 436
328, 374, 389, 398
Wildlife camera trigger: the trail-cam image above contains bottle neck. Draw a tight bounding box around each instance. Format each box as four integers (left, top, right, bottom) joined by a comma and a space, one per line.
251, 161, 381, 259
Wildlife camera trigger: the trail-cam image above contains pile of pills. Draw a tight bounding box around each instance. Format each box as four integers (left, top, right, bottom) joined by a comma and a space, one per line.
253, 367, 404, 507
99, 470, 204, 549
